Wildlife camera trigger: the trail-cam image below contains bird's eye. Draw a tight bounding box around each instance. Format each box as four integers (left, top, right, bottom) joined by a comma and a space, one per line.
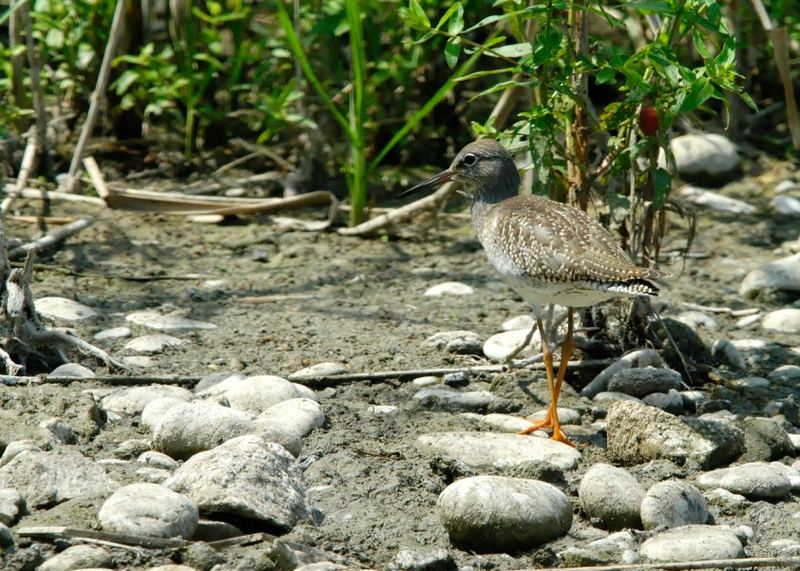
462, 153, 478, 166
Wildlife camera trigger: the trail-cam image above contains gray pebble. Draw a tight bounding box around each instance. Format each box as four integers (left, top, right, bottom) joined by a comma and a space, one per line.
436, 475, 572, 552
125, 310, 216, 331
593, 392, 643, 405
424, 330, 481, 354
138, 451, 179, 470
389, 546, 455, 571
99, 483, 197, 539
49, 363, 95, 378
0, 488, 23, 525
39, 545, 111, 571
0, 522, 11, 548
640, 480, 708, 530
607, 368, 682, 398
740, 253, 800, 299
101, 385, 193, 417
741, 417, 794, 461
606, 401, 744, 469
528, 407, 581, 426
762, 309, 800, 334
696, 462, 791, 499
93, 326, 132, 341
35, 296, 97, 321
0, 440, 40, 468
711, 339, 746, 370
579, 463, 644, 530
640, 524, 744, 562
768, 365, 800, 381
642, 389, 685, 415
416, 432, 580, 472
38, 418, 76, 444
195, 374, 315, 415
114, 439, 152, 459
581, 349, 665, 398
124, 334, 185, 353
289, 362, 348, 380
414, 388, 501, 413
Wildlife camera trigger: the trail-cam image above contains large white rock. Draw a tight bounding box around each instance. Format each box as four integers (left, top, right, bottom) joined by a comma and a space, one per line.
669, 133, 741, 182
483, 328, 539, 361
256, 398, 324, 439
164, 435, 309, 530
772, 195, 800, 216
695, 462, 791, 499
101, 385, 193, 417
125, 310, 217, 331
416, 432, 580, 471
35, 297, 97, 321
678, 186, 754, 214
762, 309, 800, 334
196, 375, 314, 415
423, 282, 474, 297
641, 525, 744, 562
436, 475, 572, 552
99, 483, 198, 539
0, 449, 116, 508
39, 545, 112, 571
152, 401, 254, 459
579, 463, 644, 530
740, 254, 800, 299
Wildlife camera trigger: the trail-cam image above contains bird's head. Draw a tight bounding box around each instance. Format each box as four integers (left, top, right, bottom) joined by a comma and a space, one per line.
400, 139, 518, 198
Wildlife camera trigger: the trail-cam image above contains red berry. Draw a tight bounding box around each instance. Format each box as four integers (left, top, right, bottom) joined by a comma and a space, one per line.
638, 106, 659, 136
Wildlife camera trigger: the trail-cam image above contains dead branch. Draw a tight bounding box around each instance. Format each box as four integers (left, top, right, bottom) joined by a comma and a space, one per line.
208, 532, 277, 550
21, 324, 128, 371
62, 0, 127, 192
0, 374, 201, 387
523, 556, 800, 571
2, 184, 106, 207
0, 127, 39, 215
17, 526, 184, 550
22, 7, 48, 168
8, 216, 94, 260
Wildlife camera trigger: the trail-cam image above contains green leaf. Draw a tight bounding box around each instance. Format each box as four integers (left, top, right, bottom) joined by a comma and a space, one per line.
652, 167, 671, 209
456, 67, 517, 82
489, 43, 532, 58
679, 76, 715, 113
445, 37, 461, 68
44, 28, 64, 49
435, 2, 461, 31
114, 69, 139, 95
447, 3, 464, 35
407, 0, 430, 30
623, 0, 672, 13
597, 67, 615, 84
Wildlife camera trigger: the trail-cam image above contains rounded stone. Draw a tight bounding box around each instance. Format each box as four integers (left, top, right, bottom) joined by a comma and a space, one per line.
39, 545, 111, 571
579, 463, 644, 530
436, 475, 572, 552
762, 309, 800, 334
483, 329, 538, 361
640, 480, 708, 530
641, 525, 744, 562
49, 363, 95, 378
606, 368, 683, 398
696, 462, 791, 499
99, 483, 198, 539
424, 282, 474, 297
35, 296, 97, 321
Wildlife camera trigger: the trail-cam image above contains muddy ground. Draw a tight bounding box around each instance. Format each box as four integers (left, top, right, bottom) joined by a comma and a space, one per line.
1, 152, 799, 570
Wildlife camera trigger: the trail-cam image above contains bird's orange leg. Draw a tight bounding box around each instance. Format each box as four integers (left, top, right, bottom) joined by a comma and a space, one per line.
519, 309, 576, 447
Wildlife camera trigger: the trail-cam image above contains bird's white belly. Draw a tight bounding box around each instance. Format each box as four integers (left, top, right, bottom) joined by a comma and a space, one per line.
502, 275, 615, 307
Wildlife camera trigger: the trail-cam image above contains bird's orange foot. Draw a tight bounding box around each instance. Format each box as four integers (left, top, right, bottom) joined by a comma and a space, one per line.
517, 415, 576, 447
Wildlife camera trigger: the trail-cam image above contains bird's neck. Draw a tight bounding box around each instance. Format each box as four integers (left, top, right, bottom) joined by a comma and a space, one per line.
470, 169, 521, 232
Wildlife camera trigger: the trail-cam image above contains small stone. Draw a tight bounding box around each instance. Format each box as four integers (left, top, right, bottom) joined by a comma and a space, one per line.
0, 440, 40, 468
184, 542, 226, 571
412, 376, 438, 387
676, 311, 718, 331
137, 451, 179, 470
696, 462, 791, 499
736, 314, 762, 328
93, 327, 133, 341
741, 417, 794, 461
195, 375, 315, 415
762, 309, 800, 334
141, 398, 187, 430
711, 339, 747, 370
593, 392, 644, 405
703, 487, 748, 509
38, 545, 112, 571
641, 525, 744, 562
424, 331, 482, 355
255, 398, 325, 439
423, 282, 474, 297
164, 435, 310, 530
579, 463, 644, 530
0, 488, 23, 525
740, 254, 800, 299
413, 388, 503, 413
99, 483, 198, 539
125, 310, 217, 331
528, 408, 581, 426
124, 334, 185, 353
776, 180, 800, 193
773, 195, 800, 216
389, 546, 456, 571
122, 355, 157, 368
678, 186, 754, 213
642, 389, 685, 415
288, 362, 347, 380
367, 405, 398, 415
606, 368, 683, 398
38, 418, 76, 444
669, 133, 741, 184
416, 432, 580, 472
443, 372, 469, 387
729, 377, 770, 391
606, 401, 744, 469
49, 363, 95, 378
478, 413, 538, 434
152, 401, 254, 460
581, 349, 665, 398
35, 296, 97, 321
0, 523, 11, 548
502, 315, 534, 331
483, 329, 538, 361
101, 385, 193, 417
768, 365, 800, 380
436, 475, 572, 552
640, 480, 708, 530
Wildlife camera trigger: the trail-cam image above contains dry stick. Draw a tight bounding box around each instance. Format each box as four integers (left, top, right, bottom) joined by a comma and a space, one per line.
62, 0, 127, 193
8, 0, 29, 118
1, 185, 106, 207
22, 5, 47, 167
0, 374, 202, 387
749, 0, 800, 148
82, 156, 110, 199
523, 556, 800, 571
17, 526, 184, 550
7, 216, 94, 260
1, 128, 39, 214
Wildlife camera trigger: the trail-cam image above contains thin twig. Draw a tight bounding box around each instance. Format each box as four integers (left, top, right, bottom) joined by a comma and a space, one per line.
7, 216, 94, 260
520, 556, 800, 571
62, 0, 127, 192
17, 526, 184, 549
0, 374, 201, 387
1, 127, 39, 214
2, 184, 106, 207
680, 302, 759, 316
22, 6, 48, 171
82, 156, 110, 199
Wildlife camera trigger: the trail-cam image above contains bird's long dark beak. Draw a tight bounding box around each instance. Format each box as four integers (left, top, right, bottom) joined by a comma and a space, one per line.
398, 169, 454, 198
